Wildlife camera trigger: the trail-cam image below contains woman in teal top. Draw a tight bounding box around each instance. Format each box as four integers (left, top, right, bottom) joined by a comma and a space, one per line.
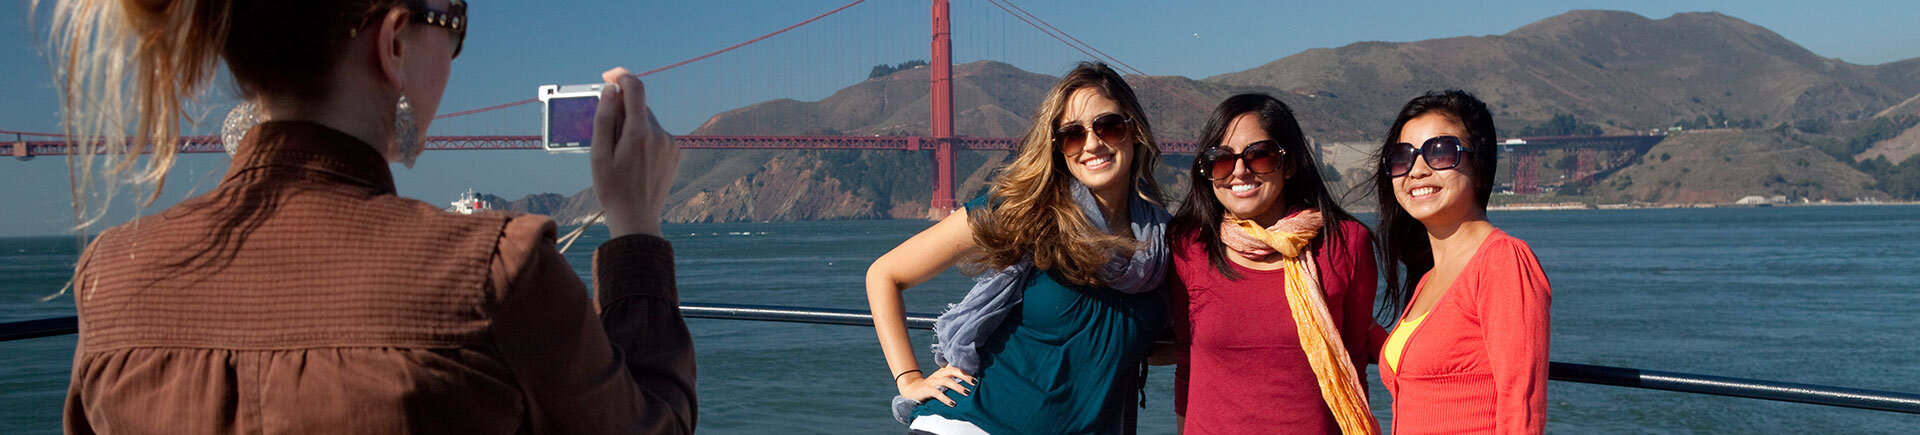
910, 251, 1166, 433
866, 62, 1172, 434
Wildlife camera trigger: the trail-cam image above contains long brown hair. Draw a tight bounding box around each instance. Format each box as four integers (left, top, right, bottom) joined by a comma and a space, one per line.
42, 0, 401, 229
1171, 93, 1363, 281
1371, 90, 1498, 320
968, 62, 1165, 288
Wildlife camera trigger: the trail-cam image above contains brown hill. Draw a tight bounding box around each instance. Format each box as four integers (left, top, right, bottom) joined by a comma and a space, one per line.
659, 61, 1252, 222
1594, 130, 1883, 203
479, 193, 567, 216
1210, 10, 1919, 138
655, 61, 1056, 222
1857, 122, 1920, 164
694, 60, 1056, 137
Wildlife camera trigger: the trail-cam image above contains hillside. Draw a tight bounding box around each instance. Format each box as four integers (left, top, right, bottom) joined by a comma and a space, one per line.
1210, 10, 1919, 139
1857, 124, 1920, 165
1594, 130, 1882, 203
653, 61, 1239, 223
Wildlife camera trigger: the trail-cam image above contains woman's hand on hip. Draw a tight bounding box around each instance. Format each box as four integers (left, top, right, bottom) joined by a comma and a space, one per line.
590, 67, 680, 238
899, 365, 976, 407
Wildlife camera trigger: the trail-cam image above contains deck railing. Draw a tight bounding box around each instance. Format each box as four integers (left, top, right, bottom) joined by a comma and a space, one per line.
5, 302, 1918, 414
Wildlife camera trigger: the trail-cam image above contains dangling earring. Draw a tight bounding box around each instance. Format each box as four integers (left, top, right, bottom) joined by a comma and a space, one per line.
393, 93, 422, 168
221, 100, 262, 156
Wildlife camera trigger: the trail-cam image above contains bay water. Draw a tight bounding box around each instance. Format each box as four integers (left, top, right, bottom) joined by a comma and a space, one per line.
3, 205, 1917, 433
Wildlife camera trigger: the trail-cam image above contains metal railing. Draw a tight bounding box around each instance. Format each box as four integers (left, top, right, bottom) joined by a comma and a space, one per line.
6, 302, 1919, 414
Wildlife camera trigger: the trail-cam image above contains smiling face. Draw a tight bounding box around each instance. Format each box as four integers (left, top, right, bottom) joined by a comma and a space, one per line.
1391, 113, 1487, 228
1059, 87, 1135, 197
1210, 113, 1290, 223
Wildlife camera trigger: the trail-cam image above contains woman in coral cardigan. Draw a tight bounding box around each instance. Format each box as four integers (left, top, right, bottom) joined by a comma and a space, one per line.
1372, 90, 1552, 434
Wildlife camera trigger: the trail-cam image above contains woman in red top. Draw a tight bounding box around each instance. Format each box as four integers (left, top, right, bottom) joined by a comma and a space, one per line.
1166, 94, 1379, 434
1372, 90, 1552, 434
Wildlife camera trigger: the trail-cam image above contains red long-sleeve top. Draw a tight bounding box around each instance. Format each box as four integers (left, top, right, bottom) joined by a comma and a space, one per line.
1169, 221, 1378, 434
1380, 229, 1551, 434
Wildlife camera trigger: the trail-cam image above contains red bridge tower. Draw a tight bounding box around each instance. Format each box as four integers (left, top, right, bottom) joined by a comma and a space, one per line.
929, 0, 956, 218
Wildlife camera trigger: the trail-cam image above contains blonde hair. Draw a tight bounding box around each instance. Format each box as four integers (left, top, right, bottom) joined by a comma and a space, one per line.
42, 0, 398, 229
969, 62, 1165, 287
41, 0, 235, 229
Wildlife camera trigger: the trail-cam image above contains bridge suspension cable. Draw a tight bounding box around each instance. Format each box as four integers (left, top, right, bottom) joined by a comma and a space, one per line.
632, 0, 867, 79
433, 0, 870, 122
985, 0, 1145, 77
979, 0, 1212, 112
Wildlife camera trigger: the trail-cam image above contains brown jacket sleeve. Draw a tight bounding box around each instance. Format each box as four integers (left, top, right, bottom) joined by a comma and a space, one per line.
487, 216, 697, 434
63, 232, 105, 435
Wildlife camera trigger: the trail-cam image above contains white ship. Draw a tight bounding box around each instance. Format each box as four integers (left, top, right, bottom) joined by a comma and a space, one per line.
446, 188, 492, 215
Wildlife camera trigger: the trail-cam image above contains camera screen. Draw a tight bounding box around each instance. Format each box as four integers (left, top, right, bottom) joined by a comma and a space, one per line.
548, 95, 598, 149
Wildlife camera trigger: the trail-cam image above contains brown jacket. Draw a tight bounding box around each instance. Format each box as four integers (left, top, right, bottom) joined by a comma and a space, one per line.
64, 121, 696, 434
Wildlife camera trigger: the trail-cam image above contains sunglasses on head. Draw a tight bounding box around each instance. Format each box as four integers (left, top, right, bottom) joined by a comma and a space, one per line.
1054, 113, 1132, 155
1386, 135, 1475, 178
1198, 140, 1285, 181
409, 0, 467, 59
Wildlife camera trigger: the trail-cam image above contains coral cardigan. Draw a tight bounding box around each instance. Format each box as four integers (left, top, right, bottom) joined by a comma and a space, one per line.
1379, 229, 1551, 434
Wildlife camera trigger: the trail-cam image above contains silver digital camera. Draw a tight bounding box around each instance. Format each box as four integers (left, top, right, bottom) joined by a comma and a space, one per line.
538, 83, 603, 153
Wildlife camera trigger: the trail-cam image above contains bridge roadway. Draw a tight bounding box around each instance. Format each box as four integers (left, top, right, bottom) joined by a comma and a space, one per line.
5, 135, 1204, 159
7, 134, 1667, 160
1496, 134, 1665, 152
1498, 135, 1666, 193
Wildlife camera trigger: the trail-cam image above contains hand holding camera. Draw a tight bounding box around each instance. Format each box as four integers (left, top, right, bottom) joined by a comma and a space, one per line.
586, 67, 679, 238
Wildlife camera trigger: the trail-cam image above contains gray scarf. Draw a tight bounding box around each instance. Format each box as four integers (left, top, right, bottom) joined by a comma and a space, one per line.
892, 179, 1170, 423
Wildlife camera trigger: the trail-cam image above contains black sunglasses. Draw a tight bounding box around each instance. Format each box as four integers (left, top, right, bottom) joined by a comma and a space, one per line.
1054, 113, 1132, 155
410, 0, 467, 59
1198, 140, 1285, 181
1386, 135, 1475, 178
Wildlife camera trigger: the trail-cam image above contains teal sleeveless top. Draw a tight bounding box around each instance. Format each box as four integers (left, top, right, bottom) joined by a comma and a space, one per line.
911, 269, 1166, 433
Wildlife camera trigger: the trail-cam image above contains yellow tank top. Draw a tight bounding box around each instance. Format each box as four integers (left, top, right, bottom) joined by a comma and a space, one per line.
1384, 311, 1429, 373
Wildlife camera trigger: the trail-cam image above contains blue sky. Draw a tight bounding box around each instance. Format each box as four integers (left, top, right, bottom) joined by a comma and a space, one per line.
3, 0, 1919, 236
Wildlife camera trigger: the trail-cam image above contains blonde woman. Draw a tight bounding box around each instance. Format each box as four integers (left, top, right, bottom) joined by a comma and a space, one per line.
866, 62, 1170, 434
47, 0, 694, 432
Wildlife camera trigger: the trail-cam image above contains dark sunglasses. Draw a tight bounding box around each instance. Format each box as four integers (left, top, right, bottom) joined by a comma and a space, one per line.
1198, 140, 1285, 181
1054, 113, 1132, 155
410, 0, 467, 59
1386, 135, 1475, 178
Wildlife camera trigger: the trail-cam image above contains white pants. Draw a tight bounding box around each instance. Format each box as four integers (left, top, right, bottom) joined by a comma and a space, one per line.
908, 414, 990, 435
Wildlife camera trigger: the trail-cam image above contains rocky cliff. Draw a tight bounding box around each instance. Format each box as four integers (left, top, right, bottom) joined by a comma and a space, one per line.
663, 153, 877, 222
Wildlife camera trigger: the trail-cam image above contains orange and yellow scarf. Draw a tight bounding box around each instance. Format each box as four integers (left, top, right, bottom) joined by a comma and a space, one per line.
1222, 209, 1379, 434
